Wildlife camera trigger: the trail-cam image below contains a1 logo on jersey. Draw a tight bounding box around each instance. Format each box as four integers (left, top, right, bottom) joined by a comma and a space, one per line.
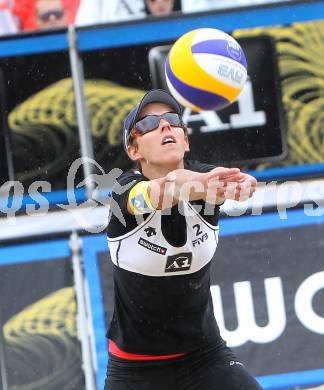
165, 252, 192, 273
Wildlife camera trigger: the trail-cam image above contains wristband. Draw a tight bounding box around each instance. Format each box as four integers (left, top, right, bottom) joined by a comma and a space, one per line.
128, 181, 155, 215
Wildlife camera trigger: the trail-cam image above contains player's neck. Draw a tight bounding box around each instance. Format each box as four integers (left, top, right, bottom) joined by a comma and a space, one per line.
141, 160, 184, 180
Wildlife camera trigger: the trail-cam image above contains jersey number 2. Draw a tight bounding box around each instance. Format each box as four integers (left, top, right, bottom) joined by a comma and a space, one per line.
193, 224, 203, 236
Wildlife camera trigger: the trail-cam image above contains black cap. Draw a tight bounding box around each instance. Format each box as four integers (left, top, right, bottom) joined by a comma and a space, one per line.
123, 89, 182, 154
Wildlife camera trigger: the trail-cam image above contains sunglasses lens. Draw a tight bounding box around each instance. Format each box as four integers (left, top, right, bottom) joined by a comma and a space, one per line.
135, 113, 181, 134
163, 113, 181, 126
135, 116, 160, 133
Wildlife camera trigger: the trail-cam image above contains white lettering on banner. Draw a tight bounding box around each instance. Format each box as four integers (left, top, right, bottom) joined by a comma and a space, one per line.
211, 273, 324, 347
211, 277, 286, 347
183, 79, 266, 134
184, 109, 230, 133
230, 79, 266, 128
295, 271, 324, 335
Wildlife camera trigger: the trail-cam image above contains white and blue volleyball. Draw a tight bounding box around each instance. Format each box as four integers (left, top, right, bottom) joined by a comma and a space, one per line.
165, 28, 248, 111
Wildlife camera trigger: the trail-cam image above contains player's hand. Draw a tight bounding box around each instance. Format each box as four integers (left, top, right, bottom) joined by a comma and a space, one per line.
204, 167, 241, 204
163, 167, 240, 204
223, 172, 257, 202
205, 168, 257, 203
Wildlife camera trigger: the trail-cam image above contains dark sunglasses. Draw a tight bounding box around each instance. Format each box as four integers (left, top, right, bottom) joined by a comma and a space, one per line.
38, 10, 64, 21
134, 112, 183, 134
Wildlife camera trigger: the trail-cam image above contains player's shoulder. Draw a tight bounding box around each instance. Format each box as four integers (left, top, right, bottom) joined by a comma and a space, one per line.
184, 159, 216, 173
118, 169, 145, 183
113, 169, 147, 190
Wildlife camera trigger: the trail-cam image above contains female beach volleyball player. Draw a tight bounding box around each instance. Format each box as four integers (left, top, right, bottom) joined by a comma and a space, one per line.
105, 89, 262, 389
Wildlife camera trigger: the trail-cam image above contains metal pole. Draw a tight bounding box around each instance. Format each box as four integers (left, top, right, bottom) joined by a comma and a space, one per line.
0, 70, 15, 181
69, 231, 97, 390
0, 309, 9, 390
67, 25, 95, 199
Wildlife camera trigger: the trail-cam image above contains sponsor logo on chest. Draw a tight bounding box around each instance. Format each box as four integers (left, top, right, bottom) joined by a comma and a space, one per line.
165, 252, 192, 273
138, 237, 167, 255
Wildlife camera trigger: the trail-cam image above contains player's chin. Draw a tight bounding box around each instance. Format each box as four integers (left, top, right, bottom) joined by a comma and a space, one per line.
160, 148, 185, 161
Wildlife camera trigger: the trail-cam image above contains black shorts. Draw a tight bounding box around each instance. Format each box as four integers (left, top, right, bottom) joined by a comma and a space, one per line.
105, 345, 263, 390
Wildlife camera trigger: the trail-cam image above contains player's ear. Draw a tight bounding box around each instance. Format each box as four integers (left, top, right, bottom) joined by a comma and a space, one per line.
127, 143, 143, 161
183, 127, 190, 152
184, 135, 190, 152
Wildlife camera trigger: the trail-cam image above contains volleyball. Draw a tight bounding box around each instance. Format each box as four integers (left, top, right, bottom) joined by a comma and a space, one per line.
165, 28, 248, 112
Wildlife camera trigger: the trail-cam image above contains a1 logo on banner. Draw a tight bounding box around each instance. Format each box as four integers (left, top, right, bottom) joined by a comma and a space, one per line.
183, 77, 266, 134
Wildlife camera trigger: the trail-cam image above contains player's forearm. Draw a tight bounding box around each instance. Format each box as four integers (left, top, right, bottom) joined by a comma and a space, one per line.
149, 170, 206, 208
127, 170, 207, 214
152, 169, 228, 206
165, 169, 209, 202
